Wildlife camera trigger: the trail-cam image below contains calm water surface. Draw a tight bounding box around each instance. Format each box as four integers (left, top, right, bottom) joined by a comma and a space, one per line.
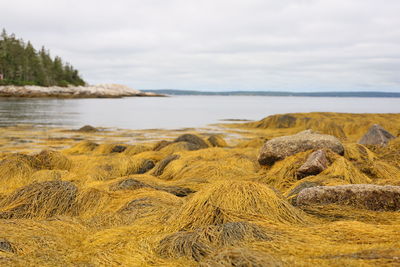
0, 96, 399, 129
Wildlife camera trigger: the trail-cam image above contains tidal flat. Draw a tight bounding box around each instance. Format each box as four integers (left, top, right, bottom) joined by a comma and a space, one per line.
0, 112, 400, 266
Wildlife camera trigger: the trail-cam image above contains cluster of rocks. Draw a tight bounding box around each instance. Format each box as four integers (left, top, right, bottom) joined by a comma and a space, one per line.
257, 124, 399, 211
0, 84, 164, 98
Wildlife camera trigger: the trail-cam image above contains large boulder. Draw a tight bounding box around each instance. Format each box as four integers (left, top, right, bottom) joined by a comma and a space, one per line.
358, 124, 395, 146
258, 130, 344, 165
296, 184, 400, 211
296, 150, 329, 178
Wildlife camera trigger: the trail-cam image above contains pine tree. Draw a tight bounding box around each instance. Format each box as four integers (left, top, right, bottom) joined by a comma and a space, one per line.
0, 29, 85, 86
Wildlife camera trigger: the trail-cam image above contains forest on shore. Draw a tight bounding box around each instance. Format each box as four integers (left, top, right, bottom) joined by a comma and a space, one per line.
0, 29, 85, 87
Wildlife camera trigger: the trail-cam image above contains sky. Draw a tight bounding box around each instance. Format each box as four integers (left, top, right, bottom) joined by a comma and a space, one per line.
1, 0, 400, 92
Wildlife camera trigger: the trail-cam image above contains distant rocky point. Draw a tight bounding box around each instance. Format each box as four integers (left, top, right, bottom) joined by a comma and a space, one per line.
0, 84, 164, 98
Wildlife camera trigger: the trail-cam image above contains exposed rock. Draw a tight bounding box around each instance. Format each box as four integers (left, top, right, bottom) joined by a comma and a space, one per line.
358, 124, 395, 146
78, 125, 98, 132
296, 184, 400, 211
0, 239, 14, 253
137, 159, 155, 174
207, 135, 228, 147
152, 155, 180, 176
296, 150, 329, 178
174, 134, 209, 149
111, 145, 127, 153
258, 130, 344, 165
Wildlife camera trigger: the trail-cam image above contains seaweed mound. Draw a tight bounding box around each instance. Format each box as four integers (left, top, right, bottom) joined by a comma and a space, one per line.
0, 181, 77, 219
199, 247, 282, 267
156, 222, 269, 261
170, 181, 308, 230
77, 125, 98, 132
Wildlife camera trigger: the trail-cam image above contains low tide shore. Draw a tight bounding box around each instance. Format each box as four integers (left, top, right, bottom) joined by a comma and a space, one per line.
0, 84, 165, 98
0, 112, 400, 266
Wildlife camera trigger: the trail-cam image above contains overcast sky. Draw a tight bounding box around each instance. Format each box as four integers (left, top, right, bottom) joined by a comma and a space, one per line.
1, 0, 400, 92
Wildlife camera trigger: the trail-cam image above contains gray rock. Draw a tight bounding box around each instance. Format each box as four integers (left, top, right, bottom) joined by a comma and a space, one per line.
296, 184, 400, 211
296, 150, 329, 178
258, 130, 344, 165
358, 124, 395, 146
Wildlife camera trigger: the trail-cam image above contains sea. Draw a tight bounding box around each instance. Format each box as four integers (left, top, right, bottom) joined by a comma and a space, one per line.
0, 96, 399, 129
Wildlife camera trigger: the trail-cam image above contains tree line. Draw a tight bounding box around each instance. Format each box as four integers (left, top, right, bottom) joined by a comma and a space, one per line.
0, 29, 85, 87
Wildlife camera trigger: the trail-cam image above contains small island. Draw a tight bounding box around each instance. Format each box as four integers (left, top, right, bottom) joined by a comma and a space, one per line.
0, 30, 163, 98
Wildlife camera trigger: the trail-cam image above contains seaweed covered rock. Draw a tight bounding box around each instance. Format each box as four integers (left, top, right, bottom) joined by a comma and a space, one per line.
169, 181, 308, 230
63, 140, 99, 154
358, 124, 395, 146
0, 181, 77, 219
158, 185, 195, 197
153, 140, 172, 151
207, 135, 228, 147
111, 145, 127, 153
137, 159, 155, 174
77, 125, 98, 132
258, 130, 344, 165
110, 177, 195, 197
0, 153, 41, 180
173, 134, 209, 150
296, 184, 400, 211
152, 155, 180, 176
156, 222, 269, 261
296, 150, 329, 178
109, 178, 151, 191
0, 238, 14, 253
34, 150, 72, 170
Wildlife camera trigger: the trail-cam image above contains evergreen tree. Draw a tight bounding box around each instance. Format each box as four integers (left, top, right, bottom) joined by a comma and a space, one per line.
0, 29, 86, 86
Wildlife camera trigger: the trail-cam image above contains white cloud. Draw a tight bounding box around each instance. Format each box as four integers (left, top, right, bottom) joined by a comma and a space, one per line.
1, 0, 400, 91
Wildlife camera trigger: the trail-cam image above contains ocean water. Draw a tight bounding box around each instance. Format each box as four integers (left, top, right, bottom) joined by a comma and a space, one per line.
0, 96, 399, 129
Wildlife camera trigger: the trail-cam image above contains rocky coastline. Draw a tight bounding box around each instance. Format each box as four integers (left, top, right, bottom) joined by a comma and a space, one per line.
0, 84, 165, 98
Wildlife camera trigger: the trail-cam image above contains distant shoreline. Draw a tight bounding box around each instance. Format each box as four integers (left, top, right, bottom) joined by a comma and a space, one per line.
143, 89, 400, 98
0, 84, 165, 98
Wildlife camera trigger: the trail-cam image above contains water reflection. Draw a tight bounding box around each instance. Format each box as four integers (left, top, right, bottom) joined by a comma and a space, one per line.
0, 98, 79, 126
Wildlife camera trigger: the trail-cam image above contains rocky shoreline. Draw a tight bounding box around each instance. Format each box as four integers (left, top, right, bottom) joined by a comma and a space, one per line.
0, 84, 165, 98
